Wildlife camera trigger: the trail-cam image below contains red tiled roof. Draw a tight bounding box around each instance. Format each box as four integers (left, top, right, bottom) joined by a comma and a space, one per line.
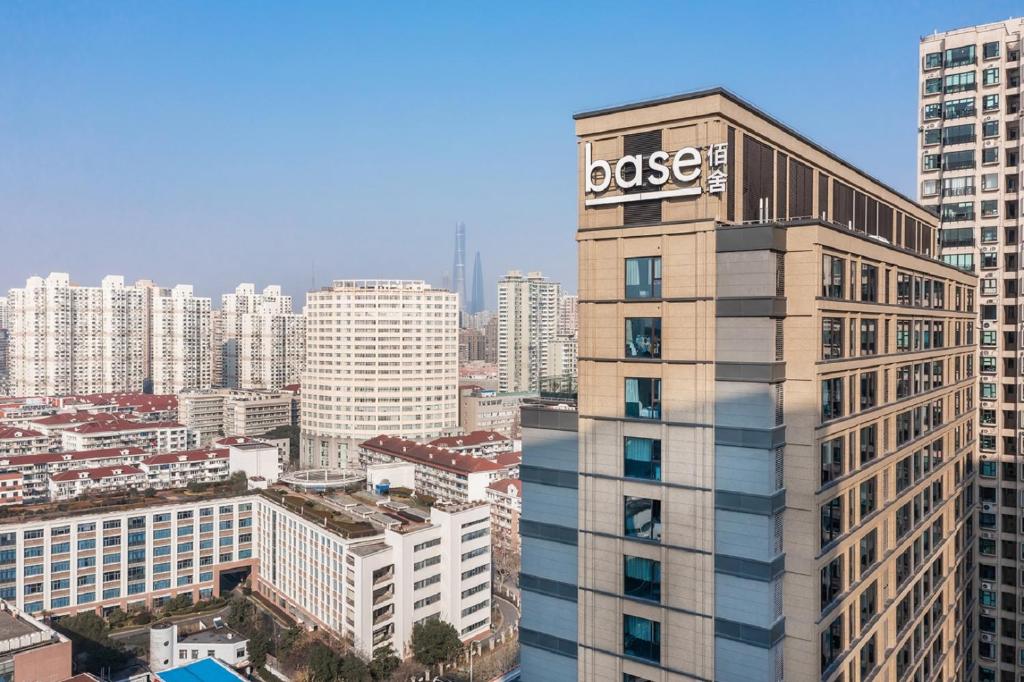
282, 384, 300, 394
31, 412, 120, 427
0, 426, 44, 440
143, 448, 227, 465
66, 420, 185, 435
215, 436, 267, 446
429, 430, 512, 449
494, 451, 522, 467
487, 478, 522, 496
51, 465, 144, 482
0, 447, 146, 467
361, 436, 506, 476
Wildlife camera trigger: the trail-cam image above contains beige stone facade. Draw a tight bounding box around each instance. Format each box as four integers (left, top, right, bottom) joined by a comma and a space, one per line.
573, 89, 976, 682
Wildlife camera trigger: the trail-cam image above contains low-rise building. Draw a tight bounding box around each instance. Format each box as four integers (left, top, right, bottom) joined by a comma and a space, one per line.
217, 438, 280, 483
0, 447, 149, 502
0, 427, 49, 457
485, 478, 521, 554
150, 621, 249, 674
60, 420, 193, 454
142, 449, 230, 489
0, 473, 22, 506
458, 388, 537, 438
179, 390, 292, 445
358, 436, 516, 502
429, 430, 515, 458
0, 598, 72, 682
48, 465, 147, 501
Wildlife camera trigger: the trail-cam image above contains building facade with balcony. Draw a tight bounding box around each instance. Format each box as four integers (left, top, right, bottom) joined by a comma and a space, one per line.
919, 20, 1024, 680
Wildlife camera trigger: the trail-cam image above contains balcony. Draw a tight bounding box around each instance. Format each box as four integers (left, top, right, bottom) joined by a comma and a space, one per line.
372, 585, 394, 605
372, 567, 394, 585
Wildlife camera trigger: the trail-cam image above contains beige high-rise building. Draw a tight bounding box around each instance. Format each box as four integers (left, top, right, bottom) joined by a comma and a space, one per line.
538, 88, 979, 682
497, 271, 561, 392
0, 297, 9, 331
558, 293, 579, 337
300, 280, 459, 469
150, 284, 212, 395
7, 273, 148, 396
919, 20, 1023, 681
210, 309, 224, 388
220, 284, 303, 390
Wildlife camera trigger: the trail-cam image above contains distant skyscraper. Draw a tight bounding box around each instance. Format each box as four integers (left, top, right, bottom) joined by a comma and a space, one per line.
469, 251, 485, 314
452, 222, 467, 310
497, 271, 561, 392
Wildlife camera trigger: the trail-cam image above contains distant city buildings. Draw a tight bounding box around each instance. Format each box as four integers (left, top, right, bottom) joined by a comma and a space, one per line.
220, 284, 304, 391
497, 271, 561, 393
178, 388, 292, 445
301, 280, 459, 469
459, 385, 537, 437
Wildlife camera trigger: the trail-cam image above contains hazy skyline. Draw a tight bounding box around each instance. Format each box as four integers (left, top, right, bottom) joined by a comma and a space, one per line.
2, 1, 1020, 302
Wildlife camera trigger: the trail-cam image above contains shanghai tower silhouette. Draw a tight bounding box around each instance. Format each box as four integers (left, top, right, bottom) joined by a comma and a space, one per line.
469, 251, 485, 314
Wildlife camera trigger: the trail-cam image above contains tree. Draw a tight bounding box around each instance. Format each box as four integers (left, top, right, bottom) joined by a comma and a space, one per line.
338, 653, 371, 681
369, 646, 400, 680
133, 608, 153, 625
52, 611, 130, 674
306, 641, 341, 682
106, 607, 128, 629
410, 619, 462, 666
248, 629, 270, 669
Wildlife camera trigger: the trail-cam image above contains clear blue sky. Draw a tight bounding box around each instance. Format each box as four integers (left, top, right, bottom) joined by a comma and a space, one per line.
1, 1, 1019, 303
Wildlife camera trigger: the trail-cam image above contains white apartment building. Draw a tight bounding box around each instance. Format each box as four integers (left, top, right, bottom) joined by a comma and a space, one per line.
150, 622, 250, 674
210, 309, 224, 389
430, 430, 516, 458
358, 436, 517, 502
142, 449, 231, 489
178, 389, 292, 445
48, 465, 148, 501
0, 473, 22, 506
497, 271, 561, 392
7, 274, 148, 396
221, 284, 304, 391
0, 447, 150, 501
0, 492, 257, 616
60, 420, 192, 453
0, 296, 9, 331
485, 478, 521, 554
0, 427, 49, 457
150, 285, 212, 395
301, 280, 459, 469
252, 493, 490, 657
557, 293, 578, 337
919, 23, 1023, 679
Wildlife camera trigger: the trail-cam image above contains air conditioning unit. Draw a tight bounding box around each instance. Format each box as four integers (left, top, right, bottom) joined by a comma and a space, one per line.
983, 503, 996, 512
983, 531, 996, 539
983, 581, 994, 590
981, 633, 994, 643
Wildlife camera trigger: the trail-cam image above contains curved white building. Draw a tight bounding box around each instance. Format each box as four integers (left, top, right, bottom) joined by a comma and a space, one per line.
300, 280, 459, 469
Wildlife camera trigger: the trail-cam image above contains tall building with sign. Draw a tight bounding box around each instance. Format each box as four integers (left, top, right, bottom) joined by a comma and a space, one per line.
545, 88, 978, 682
300, 280, 459, 469
918, 19, 1023, 681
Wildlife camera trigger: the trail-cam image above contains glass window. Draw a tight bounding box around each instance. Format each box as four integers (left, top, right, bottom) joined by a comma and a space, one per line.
820, 437, 843, 486
821, 614, 844, 673
944, 71, 976, 93
821, 377, 844, 422
860, 478, 877, 517
820, 556, 842, 610
822, 255, 844, 298
943, 97, 976, 119
860, 424, 877, 464
944, 45, 976, 68
624, 437, 661, 481
625, 257, 661, 300
981, 200, 998, 218
924, 52, 942, 69
942, 123, 975, 146
624, 497, 661, 542
924, 78, 941, 94
983, 94, 999, 111
860, 264, 877, 302
623, 556, 660, 602
624, 318, 661, 359
981, 173, 999, 191
922, 153, 940, 170
860, 372, 877, 411
623, 615, 660, 663
625, 378, 660, 420
860, 319, 877, 355
983, 41, 1000, 60
923, 128, 940, 145
942, 151, 975, 171
921, 179, 938, 196
923, 103, 941, 120
983, 67, 1000, 85
982, 120, 999, 138
982, 147, 998, 164
860, 529, 877, 570
822, 317, 843, 360
820, 497, 842, 548
860, 633, 877, 678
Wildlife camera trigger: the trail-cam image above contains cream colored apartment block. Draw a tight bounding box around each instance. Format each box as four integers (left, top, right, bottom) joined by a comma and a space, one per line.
300, 280, 459, 469
148, 284, 212, 395
572, 89, 977, 682
7, 274, 148, 396
220, 284, 304, 391
497, 271, 562, 393
918, 21, 1023, 681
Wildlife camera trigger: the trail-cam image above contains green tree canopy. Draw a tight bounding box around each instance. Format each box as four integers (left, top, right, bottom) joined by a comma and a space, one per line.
410, 619, 462, 666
